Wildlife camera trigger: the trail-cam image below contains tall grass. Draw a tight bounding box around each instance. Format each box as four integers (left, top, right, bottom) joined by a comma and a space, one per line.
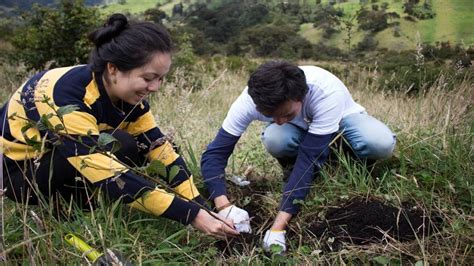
1, 58, 472, 264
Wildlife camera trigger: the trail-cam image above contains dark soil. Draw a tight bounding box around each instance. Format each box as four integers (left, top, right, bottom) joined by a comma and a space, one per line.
215, 180, 443, 255
306, 197, 442, 246
214, 181, 271, 255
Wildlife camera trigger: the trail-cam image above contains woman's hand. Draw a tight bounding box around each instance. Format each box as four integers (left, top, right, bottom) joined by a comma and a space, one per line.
191, 209, 240, 239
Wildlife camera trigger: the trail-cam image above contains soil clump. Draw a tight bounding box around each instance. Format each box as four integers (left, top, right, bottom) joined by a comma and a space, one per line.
307, 197, 442, 246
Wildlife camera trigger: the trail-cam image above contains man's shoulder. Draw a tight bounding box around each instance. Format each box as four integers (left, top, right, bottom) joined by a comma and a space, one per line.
299, 65, 334, 81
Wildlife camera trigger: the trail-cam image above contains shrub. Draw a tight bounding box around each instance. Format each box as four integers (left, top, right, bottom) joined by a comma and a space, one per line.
403, 0, 435, 20
355, 34, 379, 52
373, 51, 470, 93
236, 24, 313, 59
10, 0, 100, 70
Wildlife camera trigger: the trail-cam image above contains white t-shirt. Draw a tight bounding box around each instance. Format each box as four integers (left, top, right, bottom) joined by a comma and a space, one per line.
222, 66, 365, 136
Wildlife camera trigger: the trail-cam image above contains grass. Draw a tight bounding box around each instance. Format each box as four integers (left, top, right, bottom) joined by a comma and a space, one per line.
1, 56, 472, 264
100, 0, 165, 15
295, 0, 474, 50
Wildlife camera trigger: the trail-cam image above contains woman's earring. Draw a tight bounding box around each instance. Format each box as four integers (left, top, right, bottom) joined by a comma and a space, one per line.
112, 78, 117, 84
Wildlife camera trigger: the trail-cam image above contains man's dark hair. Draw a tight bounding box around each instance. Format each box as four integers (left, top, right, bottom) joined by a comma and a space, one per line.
88, 13, 172, 73
248, 61, 308, 115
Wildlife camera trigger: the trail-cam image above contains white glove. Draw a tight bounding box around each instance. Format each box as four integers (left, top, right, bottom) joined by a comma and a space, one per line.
229, 175, 251, 187
218, 205, 252, 233
263, 230, 286, 254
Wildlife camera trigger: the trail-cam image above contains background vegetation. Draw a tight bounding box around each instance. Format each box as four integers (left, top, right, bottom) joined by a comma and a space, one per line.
0, 0, 472, 264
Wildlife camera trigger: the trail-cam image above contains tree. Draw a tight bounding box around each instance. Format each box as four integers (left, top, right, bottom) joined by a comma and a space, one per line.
313, 4, 344, 38
186, 2, 269, 44
144, 7, 168, 24
236, 24, 313, 59
11, 0, 101, 70
356, 6, 400, 32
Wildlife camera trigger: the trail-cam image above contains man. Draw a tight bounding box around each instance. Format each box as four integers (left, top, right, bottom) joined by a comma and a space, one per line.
201, 61, 395, 252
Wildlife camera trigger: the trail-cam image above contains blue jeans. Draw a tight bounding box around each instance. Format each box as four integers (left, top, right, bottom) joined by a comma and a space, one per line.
261, 112, 396, 160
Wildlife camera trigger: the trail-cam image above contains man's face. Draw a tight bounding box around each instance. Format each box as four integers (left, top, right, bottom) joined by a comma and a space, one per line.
264, 100, 302, 125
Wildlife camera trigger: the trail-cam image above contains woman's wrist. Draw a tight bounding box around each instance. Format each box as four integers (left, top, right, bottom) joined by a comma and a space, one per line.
214, 195, 231, 211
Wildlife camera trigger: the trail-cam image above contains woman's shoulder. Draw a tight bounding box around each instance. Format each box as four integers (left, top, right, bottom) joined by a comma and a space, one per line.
49, 65, 94, 104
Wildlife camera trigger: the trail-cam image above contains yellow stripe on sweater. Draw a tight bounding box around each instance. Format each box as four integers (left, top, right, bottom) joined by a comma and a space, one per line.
128, 188, 174, 216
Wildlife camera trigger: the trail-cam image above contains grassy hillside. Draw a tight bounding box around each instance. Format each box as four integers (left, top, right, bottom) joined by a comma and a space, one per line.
101, 0, 474, 51
299, 0, 474, 50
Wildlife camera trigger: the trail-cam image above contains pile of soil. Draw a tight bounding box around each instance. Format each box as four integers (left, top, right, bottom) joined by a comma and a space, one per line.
307, 197, 442, 245
215, 179, 443, 255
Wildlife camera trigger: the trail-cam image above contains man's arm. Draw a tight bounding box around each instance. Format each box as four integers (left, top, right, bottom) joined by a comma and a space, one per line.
280, 132, 334, 214
201, 128, 240, 204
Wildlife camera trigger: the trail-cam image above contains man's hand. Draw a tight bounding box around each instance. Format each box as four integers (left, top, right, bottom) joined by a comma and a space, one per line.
262, 230, 286, 254
218, 205, 252, 233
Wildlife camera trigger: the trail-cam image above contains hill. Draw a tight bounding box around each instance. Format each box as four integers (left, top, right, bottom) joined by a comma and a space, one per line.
99, 0, 474, 50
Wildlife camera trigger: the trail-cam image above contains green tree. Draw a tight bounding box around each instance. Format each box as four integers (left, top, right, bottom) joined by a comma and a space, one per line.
356, 6, 399, 32
144, 7, 168, 24
237, 24, 313, 59
313, 4, 344, 38
11, 0, 101, 70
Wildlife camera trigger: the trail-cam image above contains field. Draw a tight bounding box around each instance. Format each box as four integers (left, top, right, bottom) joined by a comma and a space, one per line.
0, 57, 472, 264
0, 0, 472, 263
101, 0, 474, 50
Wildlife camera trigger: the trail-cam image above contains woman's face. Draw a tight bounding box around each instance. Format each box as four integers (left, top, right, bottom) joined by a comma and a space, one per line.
105, 52, 172, 105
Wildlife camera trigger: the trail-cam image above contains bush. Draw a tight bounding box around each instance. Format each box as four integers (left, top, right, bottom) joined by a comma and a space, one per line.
355, 34, 379, 52
10, 0, 100, 70
372, 51, 470, 93
312, 4, 343, 38
403, 0, 435, 20
144, 7, 168, 24
357, 7, 400, 32
186, 2, 269, 44
236, 24, 313, 59
312, 43, 345, 60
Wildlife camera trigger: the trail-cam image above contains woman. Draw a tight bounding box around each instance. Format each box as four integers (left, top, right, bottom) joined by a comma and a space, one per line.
0, 14, 238, 239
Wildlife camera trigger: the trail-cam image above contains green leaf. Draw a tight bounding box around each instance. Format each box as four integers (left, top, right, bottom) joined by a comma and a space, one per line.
109, 141, 122, 154
8, 112, 17, 120
146, 160, 166, 177
37, 114, 54, 131
414, 261, 424, 266
24, 135, 39, 146
56, 104, 80, 117
88, 146, 96, 154
97, 132, 118, 149
21, 123, 33, 133
373, 256, 390, 265
168, 165, 180, 183
141, 190, 152, 201
269, 244, 284, 254
80, 158, 89, 170
54, 124, 64, 131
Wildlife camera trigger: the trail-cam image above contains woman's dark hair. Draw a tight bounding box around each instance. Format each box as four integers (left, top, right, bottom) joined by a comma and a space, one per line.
88, 13, 171, 73
248, 61, 308, 115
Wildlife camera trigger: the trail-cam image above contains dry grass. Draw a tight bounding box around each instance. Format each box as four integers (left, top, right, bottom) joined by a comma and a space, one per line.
153, 59, 473, 177
0, 58, 472, 264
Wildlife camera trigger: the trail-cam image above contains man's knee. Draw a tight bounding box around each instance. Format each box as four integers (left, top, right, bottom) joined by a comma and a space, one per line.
262, 123, 304, 158
263, 135, 293, 157
354, 134, 396, 160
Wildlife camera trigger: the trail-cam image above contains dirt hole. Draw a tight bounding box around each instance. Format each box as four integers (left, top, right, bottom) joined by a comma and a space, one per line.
306, 197, 443, 246
215, 182, 443, 255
